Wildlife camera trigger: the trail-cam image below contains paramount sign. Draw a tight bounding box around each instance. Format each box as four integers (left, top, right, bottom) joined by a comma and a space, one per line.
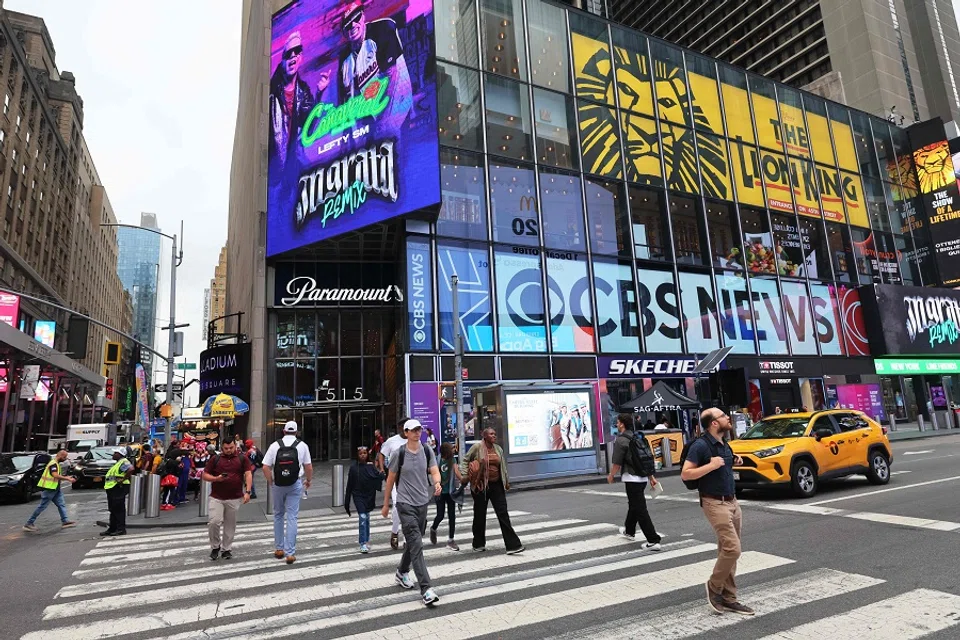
280, 276, 404, 307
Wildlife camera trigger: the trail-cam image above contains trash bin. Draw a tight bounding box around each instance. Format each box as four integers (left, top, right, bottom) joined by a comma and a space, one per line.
145, 473, 161, 518
331, 463, 345, 507
198, 478, 211, 517
127, 474, 144, 517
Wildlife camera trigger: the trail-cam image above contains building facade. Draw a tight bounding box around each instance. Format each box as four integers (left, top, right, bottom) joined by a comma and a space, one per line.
209, 244, 227, 336
608, 0, 960, 126
230, 0, 960, 470
116, 212, 162, 370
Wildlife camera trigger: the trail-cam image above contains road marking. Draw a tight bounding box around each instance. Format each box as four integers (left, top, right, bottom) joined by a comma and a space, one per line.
806, 475, 960, 505
894, 453, 957, 464
890, 470, 912, 475
163, 542, 718, 640
767, 503, 960, 532
334, 552, 793, 640
33, 532, 690, 639
754, 589, 960, 639
58, 518, 587, 598
44, 523, 615, 620
562, 488, 702, 503
560, 568, 884, 640
902, 450, 934, 455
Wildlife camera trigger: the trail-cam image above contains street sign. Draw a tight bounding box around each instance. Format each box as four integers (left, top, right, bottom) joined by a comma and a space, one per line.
176, 362, 197, 370
155, 382, 184, 393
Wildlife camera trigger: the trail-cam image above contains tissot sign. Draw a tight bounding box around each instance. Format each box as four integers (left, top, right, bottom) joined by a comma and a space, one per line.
859, 284, 960, 356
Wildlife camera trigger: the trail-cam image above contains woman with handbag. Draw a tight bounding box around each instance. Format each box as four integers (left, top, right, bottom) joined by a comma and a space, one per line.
460, 428, 523, 554
429, 442, 463, 551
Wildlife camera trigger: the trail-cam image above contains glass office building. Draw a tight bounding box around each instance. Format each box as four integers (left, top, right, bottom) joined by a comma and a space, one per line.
268, 0, 957, 464
117, 222, 161, 368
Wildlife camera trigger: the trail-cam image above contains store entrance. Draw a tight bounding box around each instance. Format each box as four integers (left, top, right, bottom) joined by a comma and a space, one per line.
300, 408, 380, 461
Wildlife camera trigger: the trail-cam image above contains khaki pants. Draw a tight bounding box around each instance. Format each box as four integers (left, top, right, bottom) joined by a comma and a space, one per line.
701, 497, 742, 601
208, 497, 241, 551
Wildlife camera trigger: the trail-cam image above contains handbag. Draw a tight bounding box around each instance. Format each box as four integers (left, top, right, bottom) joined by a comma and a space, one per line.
467, 459, 485, 493
160, 474, 179, 488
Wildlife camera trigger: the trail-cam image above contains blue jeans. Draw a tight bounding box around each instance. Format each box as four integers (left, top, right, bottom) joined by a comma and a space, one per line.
27, 488, 68, 525
358, 511, 370, 545
272, 479, 303, 556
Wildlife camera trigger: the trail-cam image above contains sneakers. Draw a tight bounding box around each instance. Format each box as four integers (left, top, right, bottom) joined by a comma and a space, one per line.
99, 530, 114, 537
618, 526, 636, 541
61, 521, 77, 529
706, 582, 726, 614
285, 555, 295, 564
723, 601, 755, 616
472, 546, 486, 553
274, 549, 285, 559
390, 533, 399, 550
422, 589, 440, 606
640, 541, 662, 552
446, 540, 460, 551
506, 545, 525, 555
22, 523, 38, 533
395, 571, 416, 590
221, 550, 233, 560
429, 528, 438, 545
210, 547, 220, 561
359, 543, 370, 554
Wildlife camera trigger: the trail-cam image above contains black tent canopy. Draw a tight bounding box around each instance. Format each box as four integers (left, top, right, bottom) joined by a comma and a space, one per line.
621, 380, 699, 412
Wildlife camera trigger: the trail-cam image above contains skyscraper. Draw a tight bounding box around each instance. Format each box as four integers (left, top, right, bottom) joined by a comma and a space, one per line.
609, 0, 960, 125
116, 213, 162, 369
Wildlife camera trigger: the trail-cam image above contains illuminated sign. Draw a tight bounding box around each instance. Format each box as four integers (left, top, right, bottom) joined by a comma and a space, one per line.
860, 284, 960, 356
875, 358, 960, 374
279, 276, 404, 306
0, 293, 19, 327
33, 320, 55, 348
267, 0, 440, 256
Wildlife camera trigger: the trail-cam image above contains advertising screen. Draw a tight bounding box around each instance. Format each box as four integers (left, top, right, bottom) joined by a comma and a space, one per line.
0, 292, 19, 327
267, 0, 441, 256
33, 320, 55, 348
505, 390, 594, 454
835, 383, 885, 420
860, 284, 960, 356
910, 120, 960, 286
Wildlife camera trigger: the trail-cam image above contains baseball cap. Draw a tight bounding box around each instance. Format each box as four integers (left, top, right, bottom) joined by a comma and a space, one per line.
402, 419, 423, 432
283, 421, 298, 434
341, 1, 364, 27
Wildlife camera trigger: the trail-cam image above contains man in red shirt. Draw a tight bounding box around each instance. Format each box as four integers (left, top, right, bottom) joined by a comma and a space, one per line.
202, 440, 253, 561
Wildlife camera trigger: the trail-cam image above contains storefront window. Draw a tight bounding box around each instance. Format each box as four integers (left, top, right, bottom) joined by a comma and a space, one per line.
593, 258, 641, 352
850, 227, 877, 284
363, 358, 384, 403
770, 212, 806, 279
275, 360, 295, 408
799, 216, 831, 281
636, 267, 682, 353
479, 0, 526, 80
546, 254, 595, 352
629, 186, 670, 262
316, 312, 337, 357
669, 195, 708, 265
714, 270, 756, 354
864, 177, 893, 233
533, 88, 578, 169
570, 12, 613, 105
678, 270, 722, 352
527, 0, 569, 92
585, 177, 630, 257
540, 169, 586, 251
748, 276, 789, 355
704, 200, 740, 270
737, 206, 776, 275
436, 241, 494, 351
276, 312, 297, 359
437, 63, 484, 152
896, 234, 918, 286
296, 312, 316, 358
437, 149, 488, 241
489, 161, 538, 246
435, 0, 479, 68
294, 360, 316, 406
341, 311, 362, 356
780, 280, 818, 355
494, 246, 546, 352
826, 222, 856, 283
876, 232, 902, 284
485, 75, 533, 161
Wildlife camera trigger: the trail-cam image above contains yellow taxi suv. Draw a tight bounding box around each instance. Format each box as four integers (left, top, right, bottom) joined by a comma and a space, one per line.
729, 410, 893, 498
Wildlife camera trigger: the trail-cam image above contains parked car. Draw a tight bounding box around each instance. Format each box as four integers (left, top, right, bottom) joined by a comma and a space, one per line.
0, 452, 49, 503
71, 446, 135, 490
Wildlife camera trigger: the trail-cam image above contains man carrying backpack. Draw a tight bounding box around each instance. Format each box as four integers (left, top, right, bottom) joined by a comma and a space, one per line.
607, 413, 661, 551
680, 408, 753, 617
262, 421, 313, 565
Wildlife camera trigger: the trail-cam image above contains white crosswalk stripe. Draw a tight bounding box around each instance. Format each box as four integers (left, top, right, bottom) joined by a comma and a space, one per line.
19, 504, 960, 640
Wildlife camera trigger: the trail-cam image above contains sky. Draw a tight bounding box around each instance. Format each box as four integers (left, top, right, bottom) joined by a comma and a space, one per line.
6, 0, 242, 407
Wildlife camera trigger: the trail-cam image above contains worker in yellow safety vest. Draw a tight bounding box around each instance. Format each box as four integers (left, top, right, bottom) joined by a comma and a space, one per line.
23, 450, 77, 532
102, 449, 135, 537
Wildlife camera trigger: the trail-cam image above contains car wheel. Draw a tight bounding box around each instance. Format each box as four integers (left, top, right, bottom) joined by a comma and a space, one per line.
791, 460, 818, 498
867, 450, 891, 485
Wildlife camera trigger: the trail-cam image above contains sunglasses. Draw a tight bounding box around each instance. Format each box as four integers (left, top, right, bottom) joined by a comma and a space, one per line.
342, 12, 362, 30
283, 45, 303, 60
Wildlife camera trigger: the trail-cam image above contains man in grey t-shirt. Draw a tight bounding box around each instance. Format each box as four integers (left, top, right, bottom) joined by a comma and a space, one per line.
382, 418, 442, 606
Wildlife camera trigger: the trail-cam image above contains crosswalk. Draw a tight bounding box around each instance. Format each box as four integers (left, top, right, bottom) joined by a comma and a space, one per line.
19, 507, 960, 640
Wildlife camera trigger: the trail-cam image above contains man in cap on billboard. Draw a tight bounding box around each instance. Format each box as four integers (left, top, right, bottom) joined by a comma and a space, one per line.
269, 31, 315, 176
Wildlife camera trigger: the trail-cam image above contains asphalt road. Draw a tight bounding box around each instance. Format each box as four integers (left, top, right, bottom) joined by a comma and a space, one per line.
2, 435, 960, 639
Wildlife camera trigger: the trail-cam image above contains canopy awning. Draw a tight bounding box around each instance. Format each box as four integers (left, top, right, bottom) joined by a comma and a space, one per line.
0, 320, 105, 387
621, 380, 699, 411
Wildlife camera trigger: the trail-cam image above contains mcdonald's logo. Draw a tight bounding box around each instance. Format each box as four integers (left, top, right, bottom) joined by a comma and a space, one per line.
519, 195, 536, 211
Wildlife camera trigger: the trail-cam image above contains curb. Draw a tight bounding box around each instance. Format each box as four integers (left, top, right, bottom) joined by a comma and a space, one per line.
889, 430, 960, 442
96, 517, 219, 529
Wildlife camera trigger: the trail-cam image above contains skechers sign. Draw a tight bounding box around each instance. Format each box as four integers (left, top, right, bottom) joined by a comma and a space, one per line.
599, 356, 712, 378
859, 284, 960, 356
267, 0, 440, 256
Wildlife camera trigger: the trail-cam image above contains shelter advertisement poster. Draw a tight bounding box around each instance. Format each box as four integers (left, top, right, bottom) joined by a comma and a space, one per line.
505, 390, 594, 454
135, 363, 150, 427
268, 0, 441, 256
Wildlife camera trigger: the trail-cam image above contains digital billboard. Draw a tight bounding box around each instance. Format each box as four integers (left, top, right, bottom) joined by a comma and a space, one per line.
33, 320, 55, 348
0, 292, 19, 327
268, 0, 441, 256
505, 390, 594, 454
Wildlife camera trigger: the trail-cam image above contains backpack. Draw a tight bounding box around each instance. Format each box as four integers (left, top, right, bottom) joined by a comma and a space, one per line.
626, 432, 657, 477
249, 448, 264, 468
273, 438, 302, 486
679, 435, 710, 490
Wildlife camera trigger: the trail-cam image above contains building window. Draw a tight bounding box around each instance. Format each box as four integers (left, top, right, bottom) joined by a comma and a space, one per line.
437, 62, 483, 152
629, 186, 671, 262
484, 74, 533, 161
585, 177, 630, 257
437, 148, 488, 241
527, 0, 570, 92
479, 0, 527, 80
489, 160, 538, 246
669, 195, 708, 265
435, 0, 479, 68
540, 169, 585, 251
494, 246, 546, 352
533, 88, 577, 169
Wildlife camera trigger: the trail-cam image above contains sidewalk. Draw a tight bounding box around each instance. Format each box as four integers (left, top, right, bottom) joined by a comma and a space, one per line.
888, 426, 960, 441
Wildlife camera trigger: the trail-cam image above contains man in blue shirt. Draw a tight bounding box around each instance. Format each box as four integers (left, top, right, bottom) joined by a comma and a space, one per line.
681, 408, 753, 617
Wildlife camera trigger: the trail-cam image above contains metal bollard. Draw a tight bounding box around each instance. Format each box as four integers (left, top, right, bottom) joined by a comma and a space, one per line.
127, 474, 144, 516
918, 414, 926, 432
198, 479, 211, 517
331, 463, 345, 507
266, 479, 273, 515
889, 415, 897, 433
145, 473, 161, 518
932, 412, 940, 430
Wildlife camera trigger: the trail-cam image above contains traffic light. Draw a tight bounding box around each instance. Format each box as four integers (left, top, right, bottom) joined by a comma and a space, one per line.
105, 378, 114, 400
104, 342, 121, 365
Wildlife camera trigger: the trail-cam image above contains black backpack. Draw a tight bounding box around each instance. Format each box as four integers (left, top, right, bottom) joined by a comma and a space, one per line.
273, 438, 302, 487
679, 435, 711, 490
626, 432, 657, 477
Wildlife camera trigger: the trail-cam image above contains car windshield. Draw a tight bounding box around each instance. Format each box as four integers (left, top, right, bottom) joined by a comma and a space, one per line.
741, 418, 810, 439
88, 448, 123, 460
0, 455, 34, 474
67, 440, 98, 453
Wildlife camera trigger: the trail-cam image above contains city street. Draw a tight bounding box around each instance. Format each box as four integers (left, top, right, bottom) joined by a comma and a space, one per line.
1, 434, 959, 639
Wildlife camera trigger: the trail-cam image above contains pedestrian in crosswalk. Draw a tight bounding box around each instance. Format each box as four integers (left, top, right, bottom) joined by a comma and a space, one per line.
429, 442, 463, 551
344, 445, 383, 553
462, 427, 524, 555
381, 418, 442, 606
201, 439, 253, 561
681, 408, 754, 616
607, 413, 661, 550
101, 449, 134, 537
377, 418, 408, 550
23, 450, 77, 532
262, 421, 313, 564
